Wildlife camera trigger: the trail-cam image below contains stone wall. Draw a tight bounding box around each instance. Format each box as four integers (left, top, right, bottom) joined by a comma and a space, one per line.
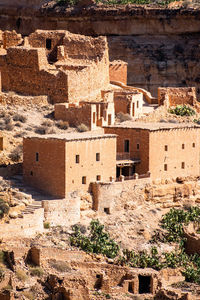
0, 163, 22, 177
0, 208, 44, 238
158, 87, 197, 107
0, 47, 69, 104
109, 60, 127, 85
0, 92, 48, 106
42, 195, 80, 227
91, 177, 150, 212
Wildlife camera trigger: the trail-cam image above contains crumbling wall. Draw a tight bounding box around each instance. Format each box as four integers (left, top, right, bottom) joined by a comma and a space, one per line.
91, 177, 150, 212
0, 208, 44, 238
0, 47, 69, 103
158, 87, 197, 107
109, 60, 127, 85
42, 195, 80, 227
54, 103, 93, 129
114, 90, 143, 117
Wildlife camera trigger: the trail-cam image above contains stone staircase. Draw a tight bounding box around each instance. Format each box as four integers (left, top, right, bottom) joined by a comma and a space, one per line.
8, 175, 54, 219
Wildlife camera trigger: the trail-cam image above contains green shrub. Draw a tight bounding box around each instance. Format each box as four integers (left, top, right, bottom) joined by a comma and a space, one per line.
70, 219, 119, 258
169, 105, 195, 116
16, 268, 28, 282
117, 112, 132, 122
8, 145, 23, 162
44, 222, 50, 229
56, 120, 69, 130
30, 267, 44, 277
13, 114, 27, 123
0, 199, 9, 219
77, 123, 89, 132
22, 291, 34, 300
49, 260, 71, 272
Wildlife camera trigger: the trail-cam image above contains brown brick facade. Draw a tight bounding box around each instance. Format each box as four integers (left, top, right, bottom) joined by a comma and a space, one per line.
23, 134, 116, 198
104, 125, 200, 180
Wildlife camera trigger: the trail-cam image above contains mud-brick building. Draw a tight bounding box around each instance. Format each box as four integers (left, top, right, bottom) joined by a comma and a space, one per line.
23, 133, 116, 198
104, 123, 200, 180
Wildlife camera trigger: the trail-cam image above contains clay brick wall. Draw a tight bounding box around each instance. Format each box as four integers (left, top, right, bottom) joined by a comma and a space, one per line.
23, 135, 116, 197
65, 136, 116, 193
109, 60, 127, 85
54, 103, 93, 129
104, 127, 150, 175
0, 47, 69, 103
23, 138, 66, 198
114, 90, 143, 117
158, 87, 197, 107
149, 127, 200, 180
105, 126, 200, 180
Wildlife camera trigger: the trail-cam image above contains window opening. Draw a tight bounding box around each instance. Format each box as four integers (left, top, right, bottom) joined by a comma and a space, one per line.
124, 140, 129, 153
46, 39, 52, 50
96, 153, 100, 161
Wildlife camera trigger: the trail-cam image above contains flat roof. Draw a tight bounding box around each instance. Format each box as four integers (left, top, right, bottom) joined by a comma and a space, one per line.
24, 132, 117, 142
104, 122, 200, 131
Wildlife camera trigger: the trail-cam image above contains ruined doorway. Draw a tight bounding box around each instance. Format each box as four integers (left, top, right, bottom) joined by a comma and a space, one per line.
138, 275, 151, 294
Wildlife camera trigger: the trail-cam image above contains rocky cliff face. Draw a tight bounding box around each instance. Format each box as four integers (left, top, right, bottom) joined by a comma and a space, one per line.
0, 3, 200, 97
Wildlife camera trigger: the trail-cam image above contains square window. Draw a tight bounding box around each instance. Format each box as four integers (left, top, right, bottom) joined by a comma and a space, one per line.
96, 153, 100, 161
82, 176, 86, 184
104, 207, 110, 214
137, 143, 140, 150
36, 152, 39, 162
96, 175, 101, 181
165, 145, 168, 151
181, 162, 185, 169
182, 144, 185, 149
75, 155, 80, 164
164, 164, 167, 171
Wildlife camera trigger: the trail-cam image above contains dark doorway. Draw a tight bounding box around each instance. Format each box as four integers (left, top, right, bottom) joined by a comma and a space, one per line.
124, 140, 129, 152
122, 166, 130, 176
46, 38, 52, 50
94, 274, 102, 290
16, 18, 22, 30
139, 275, 151, 294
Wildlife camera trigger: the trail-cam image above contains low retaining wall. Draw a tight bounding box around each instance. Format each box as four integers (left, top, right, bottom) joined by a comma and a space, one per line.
42, 195, 80, 226
91, 177, 151, 212
0, 208, 44, 238
0, 163, 22, 177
